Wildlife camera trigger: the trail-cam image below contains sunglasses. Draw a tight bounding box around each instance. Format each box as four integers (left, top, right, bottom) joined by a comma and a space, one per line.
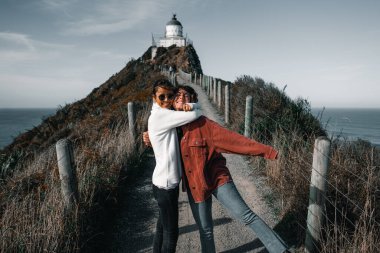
157, 93, 174, 101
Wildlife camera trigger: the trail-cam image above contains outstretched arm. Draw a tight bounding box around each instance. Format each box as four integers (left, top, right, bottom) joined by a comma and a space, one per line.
207, 118, 278, 160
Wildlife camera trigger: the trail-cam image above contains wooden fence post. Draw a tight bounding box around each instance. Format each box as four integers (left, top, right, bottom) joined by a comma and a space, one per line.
204, 75, 206, 91
225, 84, 230, 124
217, 81, 222, 109
207, 76, 209, 93
305, 136, 331, 253
210, 77, 213, 98
208, 76, 213, 98
212, 77, 217, 104
205, 75, 207, 90
206, 76, 209, 96
208, 77, 211, 97
204, 76, 208, 91
56, 139, 78, 211
244, 95, 253, 138
205, 75, 208, 93
205, 75, 207, 91
210, 78, 213, 101
128, 102, 136, 141
208, 76, 213, 99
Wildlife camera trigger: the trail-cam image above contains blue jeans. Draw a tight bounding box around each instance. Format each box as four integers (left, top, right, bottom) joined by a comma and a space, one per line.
153, 185, 179, 253
187, 181, 288, 253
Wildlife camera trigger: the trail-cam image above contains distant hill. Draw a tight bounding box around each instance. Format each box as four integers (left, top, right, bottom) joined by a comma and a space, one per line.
0, 44, 202, 176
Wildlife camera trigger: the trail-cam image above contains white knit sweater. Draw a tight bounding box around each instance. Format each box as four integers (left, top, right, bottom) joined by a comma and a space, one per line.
148, 102, 202, 189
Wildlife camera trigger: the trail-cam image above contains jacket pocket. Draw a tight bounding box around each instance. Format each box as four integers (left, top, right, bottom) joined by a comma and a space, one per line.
188, 138, 208, 157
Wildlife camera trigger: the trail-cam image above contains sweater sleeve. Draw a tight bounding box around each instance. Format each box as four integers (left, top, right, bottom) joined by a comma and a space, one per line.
207, 118, 278, 160
187, 103, 200, 110
150, 104, 202, 132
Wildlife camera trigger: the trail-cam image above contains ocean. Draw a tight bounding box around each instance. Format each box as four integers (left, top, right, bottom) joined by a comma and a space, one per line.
0, 108, 56, 149
311, 108, 380, 146
0, 108, 379, 149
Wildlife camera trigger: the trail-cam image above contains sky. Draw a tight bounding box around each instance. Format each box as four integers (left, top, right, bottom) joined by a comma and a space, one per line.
0, 0, 379, 109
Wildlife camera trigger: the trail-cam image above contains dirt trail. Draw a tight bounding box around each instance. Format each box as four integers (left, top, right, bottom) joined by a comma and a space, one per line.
104, 77, 280, 252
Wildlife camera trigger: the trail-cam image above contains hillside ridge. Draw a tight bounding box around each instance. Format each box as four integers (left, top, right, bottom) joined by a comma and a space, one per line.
0, 44, 202, 176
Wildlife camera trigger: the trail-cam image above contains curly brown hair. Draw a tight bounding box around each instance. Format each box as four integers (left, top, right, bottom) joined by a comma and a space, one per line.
176, 85, 198, 103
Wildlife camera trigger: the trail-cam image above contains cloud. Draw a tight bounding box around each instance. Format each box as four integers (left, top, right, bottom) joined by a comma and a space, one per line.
40, 0, 78, 10
0, 32, 73, 62
0, 32, 35, 51
62, 0, 174, 35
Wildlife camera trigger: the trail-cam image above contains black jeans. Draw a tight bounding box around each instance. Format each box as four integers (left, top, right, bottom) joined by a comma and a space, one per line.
152, 184, 179, 253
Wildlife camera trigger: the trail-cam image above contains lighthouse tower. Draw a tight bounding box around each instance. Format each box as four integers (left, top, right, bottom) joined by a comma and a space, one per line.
152, 14, 191, 59
159, 14, 186, 47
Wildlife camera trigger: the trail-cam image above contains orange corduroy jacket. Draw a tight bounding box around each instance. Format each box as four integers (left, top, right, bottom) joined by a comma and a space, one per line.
180, 116, 278, 203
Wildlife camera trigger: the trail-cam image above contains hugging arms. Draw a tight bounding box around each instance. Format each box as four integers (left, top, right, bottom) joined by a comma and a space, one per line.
146, 81, 288, 253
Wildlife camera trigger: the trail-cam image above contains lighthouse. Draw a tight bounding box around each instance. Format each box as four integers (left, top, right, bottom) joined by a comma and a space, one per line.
151, 14, 192, 59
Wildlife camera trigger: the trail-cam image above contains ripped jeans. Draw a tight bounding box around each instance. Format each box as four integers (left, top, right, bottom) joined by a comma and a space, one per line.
187, 181, 288, 253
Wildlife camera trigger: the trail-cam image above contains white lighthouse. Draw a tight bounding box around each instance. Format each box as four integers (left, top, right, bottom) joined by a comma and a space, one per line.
151, 14, 192, 59
159, 14, 186, 47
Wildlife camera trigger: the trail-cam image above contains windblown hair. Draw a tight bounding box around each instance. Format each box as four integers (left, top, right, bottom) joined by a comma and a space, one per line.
177, 85, 198, 103
152, 79, 175, 95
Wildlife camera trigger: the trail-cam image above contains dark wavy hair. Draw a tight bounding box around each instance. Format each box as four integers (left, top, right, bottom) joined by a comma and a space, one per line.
152, 79, 175, 96
176, 85, 198, 103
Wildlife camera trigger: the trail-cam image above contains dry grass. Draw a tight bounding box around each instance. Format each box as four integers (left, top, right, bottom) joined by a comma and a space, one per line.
0, 146, 70, 252
0, 107, 149, 252
209, 74, 380, 252
318, 140, 380, 252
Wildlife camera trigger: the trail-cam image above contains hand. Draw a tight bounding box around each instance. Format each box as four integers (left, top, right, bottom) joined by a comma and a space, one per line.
143, 131, 152, 147
183, 104, 192, 112
269, 151, 279, 161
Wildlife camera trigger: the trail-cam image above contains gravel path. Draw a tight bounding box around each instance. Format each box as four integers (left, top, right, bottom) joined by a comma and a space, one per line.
104, 76, 280, 252
104, 154, 158, 253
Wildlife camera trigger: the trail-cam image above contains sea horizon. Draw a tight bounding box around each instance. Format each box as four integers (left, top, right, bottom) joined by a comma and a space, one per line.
0, 108, 56, 149
1, 107, 380, 149
311, 107, 380, 146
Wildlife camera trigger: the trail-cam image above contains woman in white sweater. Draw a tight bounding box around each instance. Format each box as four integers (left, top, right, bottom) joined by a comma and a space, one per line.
148, 79, 202, 253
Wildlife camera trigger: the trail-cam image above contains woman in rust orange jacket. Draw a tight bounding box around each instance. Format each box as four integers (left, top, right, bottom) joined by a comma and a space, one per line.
145, 85, 289, 253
